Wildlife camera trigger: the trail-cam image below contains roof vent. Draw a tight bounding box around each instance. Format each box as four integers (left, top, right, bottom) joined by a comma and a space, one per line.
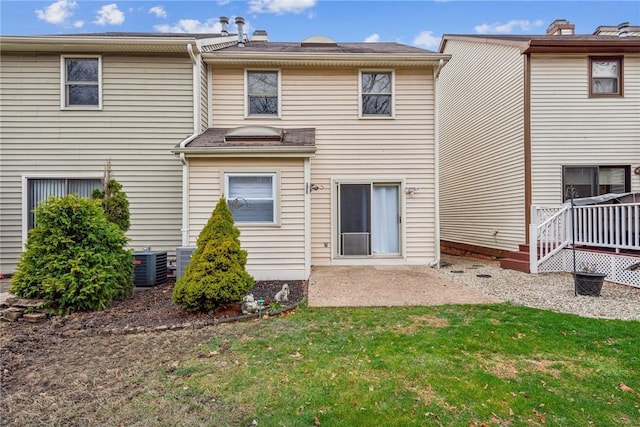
301, 35, 338, 47
546, 19, 575, 35
252, 30, 269, 42
235, 16, 245, 47
220, 16, 229, 36
618, 21, 630, 37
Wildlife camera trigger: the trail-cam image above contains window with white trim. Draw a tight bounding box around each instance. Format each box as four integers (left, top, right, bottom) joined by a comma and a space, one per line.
246, 70, 279, 116
26, 178, 103, 228
225, 173, 277, 223
589, 57, 622, 97
360, 71, 393, 117
62, 56, 102, 108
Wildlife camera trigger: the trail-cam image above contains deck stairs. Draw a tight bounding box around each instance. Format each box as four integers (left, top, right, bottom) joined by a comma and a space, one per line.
499, 244, 532, 273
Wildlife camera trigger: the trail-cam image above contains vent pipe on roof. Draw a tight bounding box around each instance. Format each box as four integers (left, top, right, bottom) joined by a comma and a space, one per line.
618, 22, 629, 37
235, 16, 245, 47
220, 16, 229, 36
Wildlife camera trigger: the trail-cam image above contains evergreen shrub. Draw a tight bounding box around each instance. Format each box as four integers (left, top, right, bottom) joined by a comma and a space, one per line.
10, 194, 134, 314
172, 196, 254, 312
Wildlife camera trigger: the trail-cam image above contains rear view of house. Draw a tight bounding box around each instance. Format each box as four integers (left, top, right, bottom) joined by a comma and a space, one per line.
175, 30, 450, 280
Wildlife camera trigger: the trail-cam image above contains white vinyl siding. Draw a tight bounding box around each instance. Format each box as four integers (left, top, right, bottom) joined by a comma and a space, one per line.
211, 66, 438, 266
439, 40, 526, 252
188, 158, 306, 280
0, 53, 193, 274
530, 54, 640, 206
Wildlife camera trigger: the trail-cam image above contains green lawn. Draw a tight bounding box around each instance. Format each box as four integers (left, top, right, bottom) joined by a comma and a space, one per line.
131, 303, 640, 426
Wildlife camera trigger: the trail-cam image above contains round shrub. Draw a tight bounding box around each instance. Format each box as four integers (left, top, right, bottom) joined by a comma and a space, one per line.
10, 194, 134, 314
172, 196, 254, 312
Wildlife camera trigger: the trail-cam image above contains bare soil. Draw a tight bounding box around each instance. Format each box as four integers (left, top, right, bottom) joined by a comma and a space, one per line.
0, 280, 305, 426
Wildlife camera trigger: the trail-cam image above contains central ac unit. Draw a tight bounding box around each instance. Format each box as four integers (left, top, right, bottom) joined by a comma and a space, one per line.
176, 246, 197, 279
133, 250, 168, 287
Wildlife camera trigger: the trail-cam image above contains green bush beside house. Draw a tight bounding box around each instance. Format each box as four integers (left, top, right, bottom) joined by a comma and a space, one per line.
172, 196, 254, 312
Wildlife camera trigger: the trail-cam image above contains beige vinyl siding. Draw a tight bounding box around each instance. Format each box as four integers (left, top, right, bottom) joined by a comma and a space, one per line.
211, 66, 438, 265
530, 54, 640, 205
200, 59, 208, 131
0, 53, 193, 274
188, 158, 306, 279
439, 40, 526, 252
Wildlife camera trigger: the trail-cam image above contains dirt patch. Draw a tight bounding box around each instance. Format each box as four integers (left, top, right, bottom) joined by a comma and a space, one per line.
0, 279, 305, 426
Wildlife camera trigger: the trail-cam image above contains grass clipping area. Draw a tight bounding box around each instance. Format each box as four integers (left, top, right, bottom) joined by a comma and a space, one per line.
126, 303, 640, 426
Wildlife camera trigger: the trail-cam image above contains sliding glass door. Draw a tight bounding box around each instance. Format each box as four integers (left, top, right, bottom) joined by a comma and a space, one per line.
338, 183, 400, 256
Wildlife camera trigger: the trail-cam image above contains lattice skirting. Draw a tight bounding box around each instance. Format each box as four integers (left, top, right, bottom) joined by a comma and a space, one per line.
539, 249, 640, 288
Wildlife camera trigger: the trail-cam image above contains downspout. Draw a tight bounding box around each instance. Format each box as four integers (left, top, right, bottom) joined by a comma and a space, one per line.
178, 43, 201, 246
429, 58, 445, 268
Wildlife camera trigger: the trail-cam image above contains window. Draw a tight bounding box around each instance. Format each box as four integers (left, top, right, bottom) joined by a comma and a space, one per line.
590, 57, 622, 97
360, 71, 393, 117
61, 56, 102, 108
26, 178, 102, 229
246, 70, 279, 116
563, 166, 630, 201
225, 173, 277, 223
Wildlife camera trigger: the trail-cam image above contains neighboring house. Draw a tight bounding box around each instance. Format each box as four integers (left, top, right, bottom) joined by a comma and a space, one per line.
438, 20, 640, 282
0, 30, 238, 275
1, 20, 450, 281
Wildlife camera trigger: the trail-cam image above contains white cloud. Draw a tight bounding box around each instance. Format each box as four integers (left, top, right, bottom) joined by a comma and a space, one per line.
73, 20, 84, 28
35, 0, 77, 25
364, 33, 380, 43
149, 6, 167, 18
94, 4, 125, 26
217, 0, 231, 5
155, 18, 222, 33
475, 19, 544, 34
248, 0, 316, 15
413, 30, 440, 50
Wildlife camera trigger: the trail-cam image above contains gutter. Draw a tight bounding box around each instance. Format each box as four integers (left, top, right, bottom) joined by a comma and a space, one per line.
177, 43, 201, 246
429, 58, 445, 268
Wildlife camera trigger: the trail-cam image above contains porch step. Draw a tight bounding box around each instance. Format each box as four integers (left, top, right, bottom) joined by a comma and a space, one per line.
500, 257, 530, 273
500, 245, 531, 273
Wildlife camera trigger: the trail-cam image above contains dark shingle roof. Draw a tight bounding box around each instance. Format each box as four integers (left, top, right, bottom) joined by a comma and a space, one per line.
222, 41, 436, 54
184, 128, 316, 148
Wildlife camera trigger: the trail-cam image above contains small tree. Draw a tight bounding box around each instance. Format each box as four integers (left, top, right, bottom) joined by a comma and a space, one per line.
92, 160, 130, 232
10, 195, 134, 314
172, 196, 254, 312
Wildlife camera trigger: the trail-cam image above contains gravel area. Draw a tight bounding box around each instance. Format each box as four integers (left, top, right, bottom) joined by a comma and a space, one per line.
440, 255, 640, 321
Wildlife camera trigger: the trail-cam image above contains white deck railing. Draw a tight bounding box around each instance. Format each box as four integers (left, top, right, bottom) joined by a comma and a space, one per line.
530, 202, 640, 274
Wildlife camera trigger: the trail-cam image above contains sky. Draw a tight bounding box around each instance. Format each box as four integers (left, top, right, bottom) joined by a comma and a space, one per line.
1, 0, 638, 50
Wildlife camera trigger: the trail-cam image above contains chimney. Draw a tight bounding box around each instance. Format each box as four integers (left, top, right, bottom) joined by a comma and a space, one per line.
235, 16, 245, 47
618, 21, 629, 37
252, 30, 269, 42
219, 16, 229, 36
546, 19, 575, 35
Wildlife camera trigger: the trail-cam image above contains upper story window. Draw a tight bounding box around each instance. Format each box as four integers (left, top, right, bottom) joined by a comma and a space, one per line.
360, 71, 393, 117
61, 55, 102, 109
246, 70, 280, 117
589, 57, 623, 97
